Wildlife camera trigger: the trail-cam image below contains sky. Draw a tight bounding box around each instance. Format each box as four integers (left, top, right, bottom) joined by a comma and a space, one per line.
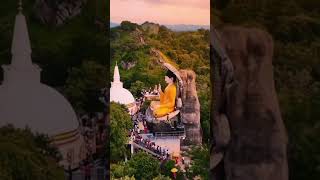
110, 0, 210, 25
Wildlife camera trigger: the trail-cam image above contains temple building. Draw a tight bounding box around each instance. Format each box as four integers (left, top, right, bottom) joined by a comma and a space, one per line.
110, 63, 138, 115
0, 2, 86, 169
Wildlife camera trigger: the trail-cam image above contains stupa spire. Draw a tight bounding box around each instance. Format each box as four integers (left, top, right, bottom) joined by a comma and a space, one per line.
113, 61, 121, 83
11, 0, 33, 68
18, 0, 23, 13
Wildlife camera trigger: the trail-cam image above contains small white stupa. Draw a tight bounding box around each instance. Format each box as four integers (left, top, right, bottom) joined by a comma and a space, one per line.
110, 62, 137, 115
0, 1, 86, 169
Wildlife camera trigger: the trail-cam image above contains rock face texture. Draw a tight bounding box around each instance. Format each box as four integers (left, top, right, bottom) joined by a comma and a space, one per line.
179, 70, 202, 145
34, 0, 86, 26
120, 61, 136, 70
141, 22, 160, 35
210, 26, 288, 180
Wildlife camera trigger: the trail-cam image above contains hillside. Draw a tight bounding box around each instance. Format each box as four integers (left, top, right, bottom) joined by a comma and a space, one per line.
110, 21, 211, 142
110, 21, 209, 32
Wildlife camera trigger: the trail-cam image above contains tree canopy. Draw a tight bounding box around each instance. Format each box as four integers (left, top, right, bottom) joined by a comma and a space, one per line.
110, 102, 133, 162
0, 125, 64, 180
127, 152, 161, 180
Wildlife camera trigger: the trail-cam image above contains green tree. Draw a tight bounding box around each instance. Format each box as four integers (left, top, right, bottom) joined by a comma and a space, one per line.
110, 102, 133, 162
111, 162, 135, 179
129, 80, 145, 97
161, 160, 175, 177
121, 21, 139, 31
153, 174, 171, 180
127, 152, 160, 180
111, 176, 136, 180
65, 61, 107, 113
185, 145, 209, 180
0, 125, 64, 180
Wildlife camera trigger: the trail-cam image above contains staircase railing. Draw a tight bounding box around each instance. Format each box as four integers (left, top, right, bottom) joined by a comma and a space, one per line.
154, 131, 185, 138
132, 142, 161, 158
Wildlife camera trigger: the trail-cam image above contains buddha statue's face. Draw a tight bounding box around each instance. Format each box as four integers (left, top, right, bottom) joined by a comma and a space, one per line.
165, 76, 173, 84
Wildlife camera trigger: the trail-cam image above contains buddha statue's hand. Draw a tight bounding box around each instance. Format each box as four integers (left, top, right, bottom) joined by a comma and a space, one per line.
158, 84, 162, 93
151, 104, 159, 111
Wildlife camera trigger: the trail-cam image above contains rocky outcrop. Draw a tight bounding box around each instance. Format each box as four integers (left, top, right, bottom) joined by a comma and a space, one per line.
210, 26, 288, 180
141, 22, 160, 35
120, 61, 136, 70
131, 28, 146, 45
179, 70, 202, 145
33, 0, 87, 26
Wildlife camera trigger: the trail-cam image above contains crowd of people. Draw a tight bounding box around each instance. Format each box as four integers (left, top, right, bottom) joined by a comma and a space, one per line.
130, 109, 172, 161
80, 113, 105, 156
132, 132, 171, 161
133, 115, 148, 134
141, 85, 161, 96
65, 112, 107, 179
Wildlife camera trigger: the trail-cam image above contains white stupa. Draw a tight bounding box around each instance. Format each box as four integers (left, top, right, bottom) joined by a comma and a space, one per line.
0, 1, 86, 169
110, 63, 137, 115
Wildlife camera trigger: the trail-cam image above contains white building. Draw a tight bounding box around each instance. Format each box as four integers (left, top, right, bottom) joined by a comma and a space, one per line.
0, 4, 85, 169
110, 63, 138, 115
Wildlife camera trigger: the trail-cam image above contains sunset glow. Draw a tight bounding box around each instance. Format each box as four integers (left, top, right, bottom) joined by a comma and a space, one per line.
110, 0, 210, 25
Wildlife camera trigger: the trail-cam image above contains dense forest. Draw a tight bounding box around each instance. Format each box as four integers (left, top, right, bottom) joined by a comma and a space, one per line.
0, 125, 64, 180
212, 0, 320, 179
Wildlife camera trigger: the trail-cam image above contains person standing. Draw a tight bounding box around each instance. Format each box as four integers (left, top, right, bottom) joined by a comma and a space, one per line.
67, 165, 72, 180
84, 161, 92, 180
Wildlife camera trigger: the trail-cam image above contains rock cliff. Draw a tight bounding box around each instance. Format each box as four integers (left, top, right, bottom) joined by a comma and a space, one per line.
179, 69, 202, 145
210, 26, 288, 180
141, 22, 160, 35
33, 0, 86, 26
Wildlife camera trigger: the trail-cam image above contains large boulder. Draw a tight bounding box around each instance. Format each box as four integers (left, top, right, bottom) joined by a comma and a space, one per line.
33, 0, 86, 26
210, 26, 288, 180
120, 61, 136, 70
179, 69, 202, 145
141, 22, 160, 35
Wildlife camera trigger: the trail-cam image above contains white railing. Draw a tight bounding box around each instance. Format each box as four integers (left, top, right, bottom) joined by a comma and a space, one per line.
154, 131, 185, 138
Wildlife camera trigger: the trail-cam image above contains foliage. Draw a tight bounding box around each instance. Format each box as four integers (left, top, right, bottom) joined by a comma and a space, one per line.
153, 174, 171, 180
127, 152, 160, 180
161, 160, 175, 177
129, 80, 146, 97
0, 125, 64, 180
185, 145, 209, 180
110, 102, 133, 162
65, 60, 107, 113
111, 176, 136, 180
121, 21, 139, 31
160, 160, 184, 180
111, 162, 135, 179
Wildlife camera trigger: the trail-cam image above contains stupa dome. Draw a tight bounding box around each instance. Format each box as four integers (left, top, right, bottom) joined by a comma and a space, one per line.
110, 63, 135, 105
0, 8, 78, 136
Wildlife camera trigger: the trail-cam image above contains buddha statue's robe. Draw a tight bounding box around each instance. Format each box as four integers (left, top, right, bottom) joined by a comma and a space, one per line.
153, 84, 176, 118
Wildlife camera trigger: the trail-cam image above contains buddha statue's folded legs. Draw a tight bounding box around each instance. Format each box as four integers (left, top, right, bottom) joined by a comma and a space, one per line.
150, 101, 160, 111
